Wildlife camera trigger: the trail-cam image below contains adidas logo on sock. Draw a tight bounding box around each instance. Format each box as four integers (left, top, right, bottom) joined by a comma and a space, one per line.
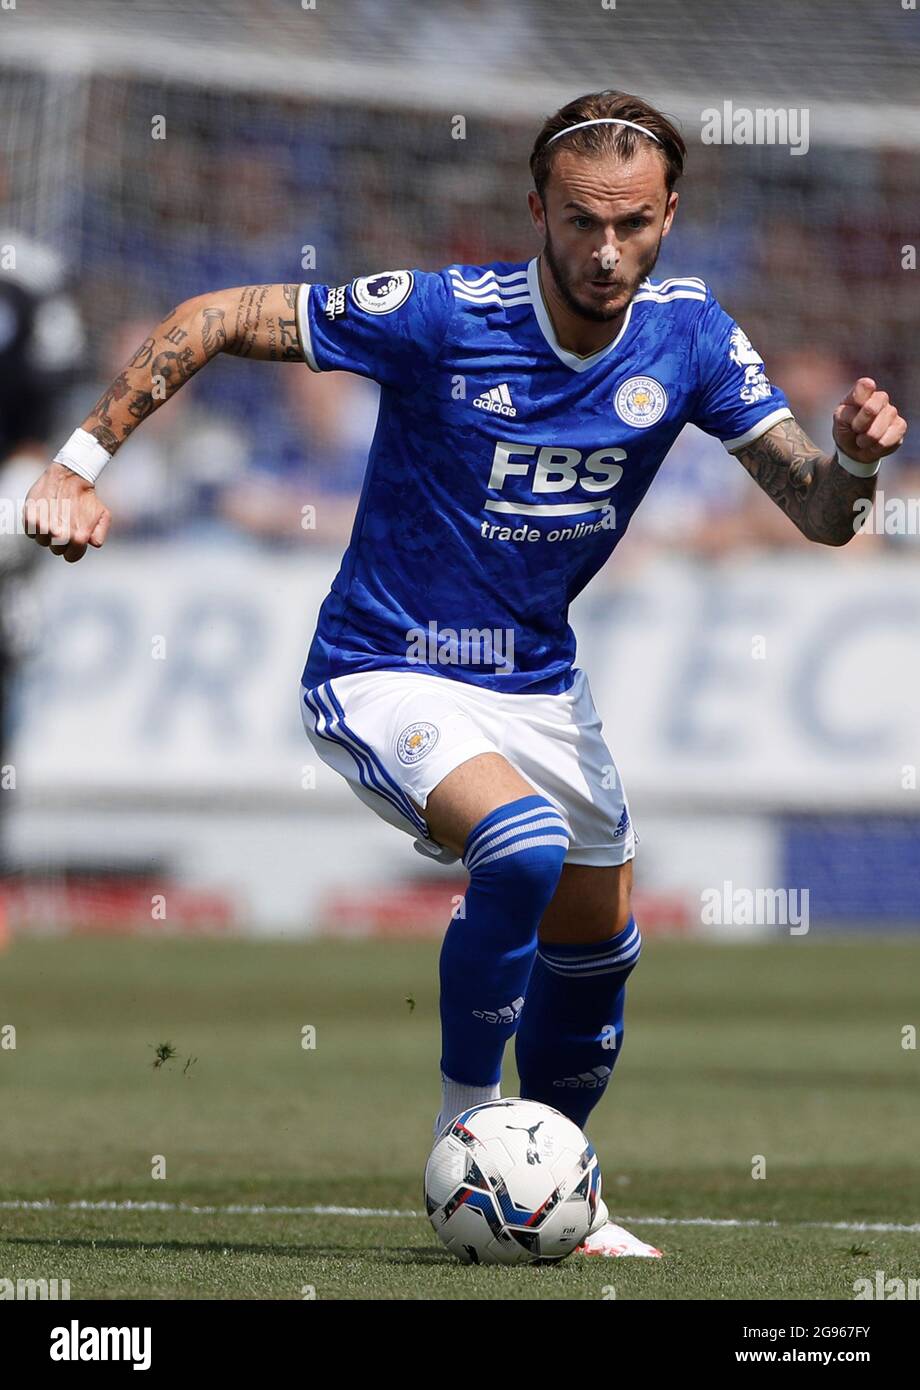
472, 996, 525, 1024
553, 1065, 612, 1089
473, 383, 517, 417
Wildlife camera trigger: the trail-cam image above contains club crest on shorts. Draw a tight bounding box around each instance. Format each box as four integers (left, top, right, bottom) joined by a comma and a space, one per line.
351, 270, 414, 315
396, 721, 440, 765
613, 375, 668, 428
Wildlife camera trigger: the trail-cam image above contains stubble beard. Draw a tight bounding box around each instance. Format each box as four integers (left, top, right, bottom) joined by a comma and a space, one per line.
542, 223, 664, 324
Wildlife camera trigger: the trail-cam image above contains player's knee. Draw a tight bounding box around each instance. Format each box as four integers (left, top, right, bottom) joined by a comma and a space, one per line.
612, 896, 634, 936
463, 794, 569, 909
609, 863, 640, 965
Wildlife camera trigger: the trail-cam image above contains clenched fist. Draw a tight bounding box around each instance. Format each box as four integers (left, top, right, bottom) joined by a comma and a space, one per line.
833, 378, 907, 466
22, 462, 111, 564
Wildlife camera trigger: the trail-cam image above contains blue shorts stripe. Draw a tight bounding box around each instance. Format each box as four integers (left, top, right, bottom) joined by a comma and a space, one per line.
319, 682, 429, 835
303, 683, 428, 838
305, 685, 425, 835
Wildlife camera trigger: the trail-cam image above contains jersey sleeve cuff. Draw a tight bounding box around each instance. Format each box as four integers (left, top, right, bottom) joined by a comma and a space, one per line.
296, 283, 321, 372
721, 406, 794, 453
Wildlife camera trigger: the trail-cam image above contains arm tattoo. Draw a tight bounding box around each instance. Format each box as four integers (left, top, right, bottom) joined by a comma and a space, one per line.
733, 418, 878, 546
127, 337, 155, 369
126, 391, 155, 424
150, 346, 197, 389
226, 284, 302, 361
201, 306, 226, 356
89, 424, 119, 451
90, 373, 131, 427
78, 284, 305, 457
227, 284, 272, 357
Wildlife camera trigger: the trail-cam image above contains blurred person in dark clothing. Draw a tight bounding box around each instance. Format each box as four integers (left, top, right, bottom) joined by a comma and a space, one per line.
0, 229, 84, 869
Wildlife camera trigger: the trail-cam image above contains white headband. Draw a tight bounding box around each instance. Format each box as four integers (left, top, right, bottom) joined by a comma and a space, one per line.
547, 117, 661, 146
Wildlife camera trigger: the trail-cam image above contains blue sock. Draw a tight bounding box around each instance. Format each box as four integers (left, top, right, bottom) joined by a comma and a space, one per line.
439, 795, 569, 1087
515, 916, 642, 1129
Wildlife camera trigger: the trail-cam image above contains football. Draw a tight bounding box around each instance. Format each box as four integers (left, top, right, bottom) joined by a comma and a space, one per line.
424, 1099, 601, 1265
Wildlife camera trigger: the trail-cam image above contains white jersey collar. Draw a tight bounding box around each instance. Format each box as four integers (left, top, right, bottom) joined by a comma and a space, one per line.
527, 256, 634, 373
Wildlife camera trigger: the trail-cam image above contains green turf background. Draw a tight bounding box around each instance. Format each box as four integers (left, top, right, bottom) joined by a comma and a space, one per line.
1, 936, 918, 1299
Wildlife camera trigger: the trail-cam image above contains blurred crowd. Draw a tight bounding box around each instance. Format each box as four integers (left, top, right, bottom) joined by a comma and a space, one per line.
2, 83, 919, 560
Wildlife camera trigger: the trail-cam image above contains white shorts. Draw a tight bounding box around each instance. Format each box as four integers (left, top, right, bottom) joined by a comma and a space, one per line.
300, 668, 636, 868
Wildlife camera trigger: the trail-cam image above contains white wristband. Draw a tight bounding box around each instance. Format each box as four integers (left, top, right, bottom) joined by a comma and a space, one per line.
53, 427, 112, 485
834, 444, 880, 478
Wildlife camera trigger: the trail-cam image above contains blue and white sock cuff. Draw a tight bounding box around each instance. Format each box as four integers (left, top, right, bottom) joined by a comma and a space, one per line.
463, 797, 570, 873
537, 918, 642, 977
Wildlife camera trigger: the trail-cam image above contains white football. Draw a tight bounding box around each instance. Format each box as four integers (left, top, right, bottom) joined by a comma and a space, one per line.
424, 1098, 600, 1265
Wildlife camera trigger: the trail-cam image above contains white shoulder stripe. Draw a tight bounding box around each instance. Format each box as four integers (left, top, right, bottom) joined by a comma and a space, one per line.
633, 289, 707, 303
448, 267, 529, 289
452, 290, 533, 309
451, 287, 533, 305
449, 279, 530, 301
448, 278, 527, 300
643, 275, 707, 291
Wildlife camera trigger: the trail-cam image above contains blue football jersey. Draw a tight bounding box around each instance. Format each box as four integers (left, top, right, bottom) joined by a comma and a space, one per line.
297, 259, 792, 694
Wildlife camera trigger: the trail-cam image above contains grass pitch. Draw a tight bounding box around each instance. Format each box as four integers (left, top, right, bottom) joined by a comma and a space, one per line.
1, 934, 918, 1300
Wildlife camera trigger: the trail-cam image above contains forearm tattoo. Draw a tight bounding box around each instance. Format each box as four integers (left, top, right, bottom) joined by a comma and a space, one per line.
79, 283, 303, 454
734, 419, 878, 545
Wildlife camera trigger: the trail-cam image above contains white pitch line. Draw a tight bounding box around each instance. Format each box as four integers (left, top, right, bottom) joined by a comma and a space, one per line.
618, 1215, 920, 1235
0, 1199, 418, 1218
1, 1199, 919, 1235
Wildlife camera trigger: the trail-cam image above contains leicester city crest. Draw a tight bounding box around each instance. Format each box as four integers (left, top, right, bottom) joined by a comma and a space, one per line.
396, 721, 440, 765
613, 375, 668, 428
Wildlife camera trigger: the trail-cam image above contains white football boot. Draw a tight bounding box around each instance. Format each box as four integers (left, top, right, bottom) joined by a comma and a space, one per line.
577, 1197, 664, 1258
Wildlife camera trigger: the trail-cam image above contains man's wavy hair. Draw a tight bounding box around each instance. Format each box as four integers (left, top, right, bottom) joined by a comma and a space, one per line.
530, 90, 687, 203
